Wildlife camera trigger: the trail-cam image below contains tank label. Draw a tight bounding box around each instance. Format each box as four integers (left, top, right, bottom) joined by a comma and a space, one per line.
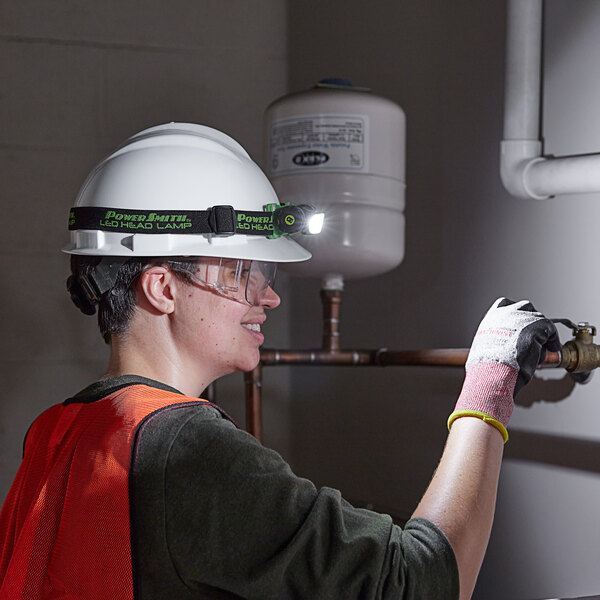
268, 115, 369, 176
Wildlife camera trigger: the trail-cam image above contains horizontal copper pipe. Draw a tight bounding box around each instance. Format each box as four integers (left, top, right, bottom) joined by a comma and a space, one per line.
260, 348, 563, 368
541, 350, 562, 367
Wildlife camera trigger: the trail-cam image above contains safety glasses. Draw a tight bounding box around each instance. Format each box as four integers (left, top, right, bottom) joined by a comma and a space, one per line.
167, 257, 277, 306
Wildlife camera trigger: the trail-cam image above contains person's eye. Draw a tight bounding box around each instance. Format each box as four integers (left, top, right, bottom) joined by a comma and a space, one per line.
220, 268, 237, 286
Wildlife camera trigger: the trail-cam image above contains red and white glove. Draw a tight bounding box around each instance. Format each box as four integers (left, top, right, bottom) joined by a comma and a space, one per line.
448, 298, 561, 442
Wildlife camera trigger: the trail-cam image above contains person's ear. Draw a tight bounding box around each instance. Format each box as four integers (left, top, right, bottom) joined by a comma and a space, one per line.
137, 266, 176, 315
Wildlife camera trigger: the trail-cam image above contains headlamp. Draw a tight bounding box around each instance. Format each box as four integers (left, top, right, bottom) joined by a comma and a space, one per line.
265, 203, 325, 238
68, 203, 325, 239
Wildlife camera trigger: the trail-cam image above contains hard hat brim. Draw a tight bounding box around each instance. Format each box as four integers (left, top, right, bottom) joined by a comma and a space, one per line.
62, 231, 311, 263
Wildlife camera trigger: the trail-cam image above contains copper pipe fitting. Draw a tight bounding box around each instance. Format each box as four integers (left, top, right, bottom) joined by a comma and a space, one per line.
244, 364, 263, 441
321, 288, 343, 352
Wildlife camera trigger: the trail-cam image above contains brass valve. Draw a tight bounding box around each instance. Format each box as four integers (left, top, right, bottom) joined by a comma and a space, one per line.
559, 322, 600, 372
552, 319, 600, 382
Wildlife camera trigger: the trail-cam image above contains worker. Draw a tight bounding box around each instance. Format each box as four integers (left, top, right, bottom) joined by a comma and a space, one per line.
0, 123, 560, 600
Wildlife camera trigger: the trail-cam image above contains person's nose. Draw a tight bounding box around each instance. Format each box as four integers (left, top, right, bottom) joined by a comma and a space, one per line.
260, 285, 281, 309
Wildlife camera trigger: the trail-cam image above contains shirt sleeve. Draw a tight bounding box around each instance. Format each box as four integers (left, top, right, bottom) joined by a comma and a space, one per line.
163, 408, 459, 600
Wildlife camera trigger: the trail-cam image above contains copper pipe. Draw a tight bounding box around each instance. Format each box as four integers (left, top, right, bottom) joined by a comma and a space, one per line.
259, 348, 561, 368
244, 365, 263, 442
243, 284, 570, 439
260, 348, 466, 366
321, 288, 343, 352
541, 350, 562, 367
204, 382, 216, 403
244, 348, 561, 439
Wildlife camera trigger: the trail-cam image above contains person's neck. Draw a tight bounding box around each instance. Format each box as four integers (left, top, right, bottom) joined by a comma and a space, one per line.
105, 327, 216, 398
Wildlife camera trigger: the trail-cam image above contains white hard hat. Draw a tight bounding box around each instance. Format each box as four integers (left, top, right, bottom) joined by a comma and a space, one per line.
63, 123, 312, 263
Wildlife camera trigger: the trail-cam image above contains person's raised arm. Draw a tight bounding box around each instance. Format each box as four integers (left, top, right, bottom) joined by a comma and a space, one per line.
413, 298, 561, 600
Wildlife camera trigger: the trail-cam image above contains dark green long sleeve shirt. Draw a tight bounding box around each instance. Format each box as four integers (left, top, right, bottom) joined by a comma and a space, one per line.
24, 376, 461, 599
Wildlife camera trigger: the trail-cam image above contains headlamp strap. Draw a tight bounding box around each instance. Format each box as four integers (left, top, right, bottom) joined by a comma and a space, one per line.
68, 206, 279, 237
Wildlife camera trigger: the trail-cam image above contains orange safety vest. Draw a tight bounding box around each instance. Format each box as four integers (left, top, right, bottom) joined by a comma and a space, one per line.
0, 384, 228, 599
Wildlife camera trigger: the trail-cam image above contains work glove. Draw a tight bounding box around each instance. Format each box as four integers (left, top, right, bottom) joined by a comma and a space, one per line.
448, 297, 561, 442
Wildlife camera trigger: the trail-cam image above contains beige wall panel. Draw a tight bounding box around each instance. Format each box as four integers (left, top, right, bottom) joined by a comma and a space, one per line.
0, 0, 286, 52
0, 41, 103, 148
0, 255, 108, 365
0, 0, 290, 504
0, 147, 101, 256
0, 359, 107, 500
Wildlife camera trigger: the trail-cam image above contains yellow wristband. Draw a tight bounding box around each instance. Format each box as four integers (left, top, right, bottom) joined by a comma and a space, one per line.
447, 410, 509, 444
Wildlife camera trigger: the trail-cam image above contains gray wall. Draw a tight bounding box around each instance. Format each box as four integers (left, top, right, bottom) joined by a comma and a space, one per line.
283, 1, 600, 599
0, 0, 292, 496
2, 1, 600, 599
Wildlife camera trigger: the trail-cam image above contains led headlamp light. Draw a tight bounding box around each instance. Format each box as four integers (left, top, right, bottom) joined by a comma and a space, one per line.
265, 203, 324, 238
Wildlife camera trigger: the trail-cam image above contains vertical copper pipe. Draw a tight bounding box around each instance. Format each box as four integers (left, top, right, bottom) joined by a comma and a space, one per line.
321, 288, 343, 352
244, 364, 263, 442
205, 382, 216, 403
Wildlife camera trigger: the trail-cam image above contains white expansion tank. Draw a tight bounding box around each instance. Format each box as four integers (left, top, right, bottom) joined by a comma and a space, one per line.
264, 79, 406, 280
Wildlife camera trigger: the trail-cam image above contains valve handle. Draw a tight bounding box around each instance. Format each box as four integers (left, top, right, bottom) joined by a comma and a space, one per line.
551, 317, 578, 331
550, 318, 597, 384
552, 318, 597, 336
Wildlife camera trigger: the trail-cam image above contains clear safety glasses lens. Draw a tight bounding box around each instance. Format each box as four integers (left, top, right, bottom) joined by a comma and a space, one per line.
245, 260, 277, 306
168, 258, 276, 306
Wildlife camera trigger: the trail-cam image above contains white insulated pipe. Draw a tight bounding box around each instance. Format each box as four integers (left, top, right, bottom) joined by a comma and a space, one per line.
500, 0, 600, 199
503, 0, 543, 141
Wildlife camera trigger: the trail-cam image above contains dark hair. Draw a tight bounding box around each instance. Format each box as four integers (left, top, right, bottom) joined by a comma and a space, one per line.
69, 255, 195, 344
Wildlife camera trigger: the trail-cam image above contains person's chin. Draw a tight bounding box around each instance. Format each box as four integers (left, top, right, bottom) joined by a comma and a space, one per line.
238, 349, 261, 373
